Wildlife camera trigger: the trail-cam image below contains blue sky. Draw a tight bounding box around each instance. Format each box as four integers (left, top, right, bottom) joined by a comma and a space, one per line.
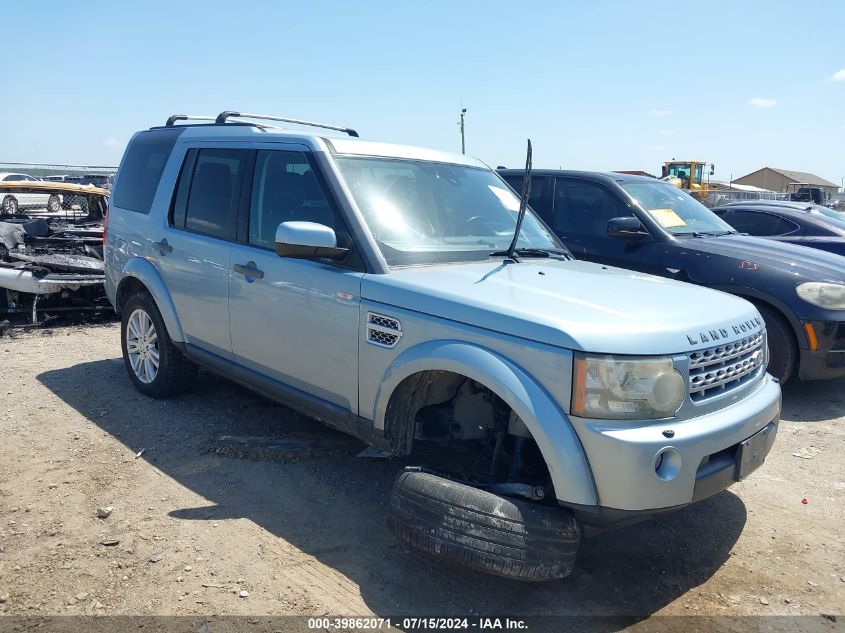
3, 0, 844, 185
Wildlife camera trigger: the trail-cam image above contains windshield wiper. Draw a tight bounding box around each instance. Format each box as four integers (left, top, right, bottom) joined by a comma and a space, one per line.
675, 230, 737, 237
490, 247, 553, 258
500, 139, 532, 263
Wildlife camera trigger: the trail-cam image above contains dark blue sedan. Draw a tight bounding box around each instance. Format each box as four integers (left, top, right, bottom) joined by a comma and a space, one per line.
712, 201, 845, 257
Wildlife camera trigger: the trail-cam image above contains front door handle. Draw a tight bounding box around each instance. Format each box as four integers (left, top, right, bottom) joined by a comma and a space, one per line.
233, 262, 264, 280
152, 239, 173, 254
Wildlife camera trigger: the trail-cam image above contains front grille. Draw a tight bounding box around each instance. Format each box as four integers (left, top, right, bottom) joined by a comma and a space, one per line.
688, 332, 765, 401
366, 312, 402, 348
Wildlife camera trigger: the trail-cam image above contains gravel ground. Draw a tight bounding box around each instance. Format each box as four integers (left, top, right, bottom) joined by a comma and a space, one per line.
0, 323, 842, 628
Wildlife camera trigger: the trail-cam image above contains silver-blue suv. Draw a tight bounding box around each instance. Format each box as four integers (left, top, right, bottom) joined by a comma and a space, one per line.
105, 112, 781, 581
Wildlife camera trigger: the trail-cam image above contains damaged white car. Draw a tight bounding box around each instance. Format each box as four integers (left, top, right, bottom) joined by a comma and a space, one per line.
0, 182, 109, 322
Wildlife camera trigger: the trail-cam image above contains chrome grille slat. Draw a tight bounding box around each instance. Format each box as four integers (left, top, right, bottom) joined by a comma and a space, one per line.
688, 332, 765, 401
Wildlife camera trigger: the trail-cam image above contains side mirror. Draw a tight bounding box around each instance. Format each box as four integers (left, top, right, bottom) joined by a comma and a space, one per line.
607, 216, 650, 239
274, 221, 349, 260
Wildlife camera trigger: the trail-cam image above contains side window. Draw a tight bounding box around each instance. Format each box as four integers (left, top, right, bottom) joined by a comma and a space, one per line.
5, 175, 25, 181
181, 148, 246, 240
502, 175, 550, 222
248, 150, 337, 250
112, 128, 183, 214
553, 178, 627, 237
728, 210, 800, 236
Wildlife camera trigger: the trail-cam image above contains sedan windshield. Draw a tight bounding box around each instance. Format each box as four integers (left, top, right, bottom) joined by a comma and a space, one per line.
335, 157, 564, 266
621, 181, 735, 235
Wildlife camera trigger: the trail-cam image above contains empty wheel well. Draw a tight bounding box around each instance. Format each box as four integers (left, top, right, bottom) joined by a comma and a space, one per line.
115, 277, 150, 314
383, 370, 552, 489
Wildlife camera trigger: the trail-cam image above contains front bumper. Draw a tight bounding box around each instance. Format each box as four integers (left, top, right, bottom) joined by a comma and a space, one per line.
798, 320, 845, 381
565, 374, 781, 517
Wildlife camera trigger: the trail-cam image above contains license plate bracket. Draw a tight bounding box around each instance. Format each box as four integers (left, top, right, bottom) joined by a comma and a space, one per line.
735, 422, 775, 481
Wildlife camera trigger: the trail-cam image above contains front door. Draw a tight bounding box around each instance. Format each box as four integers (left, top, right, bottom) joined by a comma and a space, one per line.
228, 147, 363, 414
550, 177, 662, 273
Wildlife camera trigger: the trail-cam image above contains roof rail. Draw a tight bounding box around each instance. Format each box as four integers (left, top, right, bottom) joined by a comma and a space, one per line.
165, 115, 219, 126
214, 111, 359, 137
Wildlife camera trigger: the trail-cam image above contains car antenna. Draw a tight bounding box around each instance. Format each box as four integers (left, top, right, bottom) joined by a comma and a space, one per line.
504, 139, 532, 263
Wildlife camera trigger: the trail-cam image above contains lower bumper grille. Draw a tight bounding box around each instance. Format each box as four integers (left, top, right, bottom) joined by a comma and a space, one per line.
688, 332, 765, 401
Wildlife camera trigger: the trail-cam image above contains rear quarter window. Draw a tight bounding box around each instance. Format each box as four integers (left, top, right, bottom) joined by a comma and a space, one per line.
112, 128, 183, 214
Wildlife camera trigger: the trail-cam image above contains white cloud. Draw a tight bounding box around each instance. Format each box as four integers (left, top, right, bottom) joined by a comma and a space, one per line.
648, 145, 667, 151
659, 129, 674, 136
651, 109, 674, 117
829, 69, 845, 82
748, 97, 777, 108
104, 137, 121, 147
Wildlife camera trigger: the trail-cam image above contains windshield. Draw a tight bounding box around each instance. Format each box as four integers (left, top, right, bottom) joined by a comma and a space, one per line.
621, 181, 735, 235
335, 157, 564, 266
809, 205, 845, 230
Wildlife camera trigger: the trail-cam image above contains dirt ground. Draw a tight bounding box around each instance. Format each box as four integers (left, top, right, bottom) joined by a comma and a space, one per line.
0, 323, 843, 628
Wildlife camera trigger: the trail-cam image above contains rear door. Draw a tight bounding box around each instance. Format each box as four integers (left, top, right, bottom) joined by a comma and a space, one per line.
550, 177, 662, 273
156, 145, 247, 360
227, 145, 363, 413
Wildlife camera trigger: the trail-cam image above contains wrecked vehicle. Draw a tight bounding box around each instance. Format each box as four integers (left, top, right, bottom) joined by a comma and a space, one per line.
105, 113, 781, 581
0, 182, 109, 322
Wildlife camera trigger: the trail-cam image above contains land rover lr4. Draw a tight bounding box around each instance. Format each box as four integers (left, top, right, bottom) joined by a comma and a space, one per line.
105, 112, 781, 581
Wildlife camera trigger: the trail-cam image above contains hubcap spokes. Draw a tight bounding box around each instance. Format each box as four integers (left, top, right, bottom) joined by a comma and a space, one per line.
126, 309, 159, 383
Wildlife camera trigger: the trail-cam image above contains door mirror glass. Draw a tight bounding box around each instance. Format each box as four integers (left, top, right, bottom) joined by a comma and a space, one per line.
607, 216, 650, 239
274, 221, 349, 260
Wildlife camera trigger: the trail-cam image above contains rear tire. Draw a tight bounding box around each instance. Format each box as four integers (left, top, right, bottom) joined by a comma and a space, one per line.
2, 196, 18, 216
47, 194, 61, 213
121, 292, 197, 398
757, 304, 797, 384
388, 469, 581, 581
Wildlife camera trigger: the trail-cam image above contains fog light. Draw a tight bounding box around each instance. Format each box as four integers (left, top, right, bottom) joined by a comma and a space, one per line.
653, 447, 682, 481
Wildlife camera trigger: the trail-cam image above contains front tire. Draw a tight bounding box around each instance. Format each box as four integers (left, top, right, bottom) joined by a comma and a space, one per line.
758, 304, 797, 384
121, 292, 197, 397
388, 469, 581, 581
47, 194, 61, 212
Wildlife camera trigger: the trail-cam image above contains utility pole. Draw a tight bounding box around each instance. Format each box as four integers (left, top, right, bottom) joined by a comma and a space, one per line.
459, 108, 467, 154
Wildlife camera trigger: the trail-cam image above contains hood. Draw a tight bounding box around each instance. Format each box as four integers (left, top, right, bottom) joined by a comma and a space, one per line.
673, 234, 845, 283
362, 259, 762, 355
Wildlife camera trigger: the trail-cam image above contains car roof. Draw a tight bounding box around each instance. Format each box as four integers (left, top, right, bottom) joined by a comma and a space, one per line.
497, 168, 656, 185
717, 200, 817, 211
156, 124, 487, 169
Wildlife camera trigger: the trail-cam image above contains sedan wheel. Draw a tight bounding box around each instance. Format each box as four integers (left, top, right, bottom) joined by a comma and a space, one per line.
47, 194, 61, 212
125, 308, 160, 384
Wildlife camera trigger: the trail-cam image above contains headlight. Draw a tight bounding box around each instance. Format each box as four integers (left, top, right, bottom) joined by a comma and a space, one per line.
796, 282, 845, 310
572, 354, 685, 420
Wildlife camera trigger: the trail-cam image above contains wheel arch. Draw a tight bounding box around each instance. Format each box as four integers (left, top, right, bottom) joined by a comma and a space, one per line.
116, 258, 185, 343
373, 339, 597, 507
712, 285, 805, 350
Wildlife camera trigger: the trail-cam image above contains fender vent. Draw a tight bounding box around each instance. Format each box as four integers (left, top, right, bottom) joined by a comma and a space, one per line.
367, 312, 402, 348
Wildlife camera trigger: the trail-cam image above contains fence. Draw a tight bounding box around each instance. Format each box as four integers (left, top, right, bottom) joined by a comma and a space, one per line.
0, 161, 117, 187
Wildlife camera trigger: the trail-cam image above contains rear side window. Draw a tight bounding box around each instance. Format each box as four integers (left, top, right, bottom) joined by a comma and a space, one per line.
112, 128, 182, 214
501, 175, 550, 220
728, 210, 800, 236
173, 148, 246, 241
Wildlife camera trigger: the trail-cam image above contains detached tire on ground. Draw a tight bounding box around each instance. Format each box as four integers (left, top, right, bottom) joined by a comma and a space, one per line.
388, 469, 581, 581
121, 291, 197, 398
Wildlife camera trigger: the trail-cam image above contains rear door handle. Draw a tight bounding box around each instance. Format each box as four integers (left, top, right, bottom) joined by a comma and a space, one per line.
233, 263, 264, 280
152, 239, 173, 254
